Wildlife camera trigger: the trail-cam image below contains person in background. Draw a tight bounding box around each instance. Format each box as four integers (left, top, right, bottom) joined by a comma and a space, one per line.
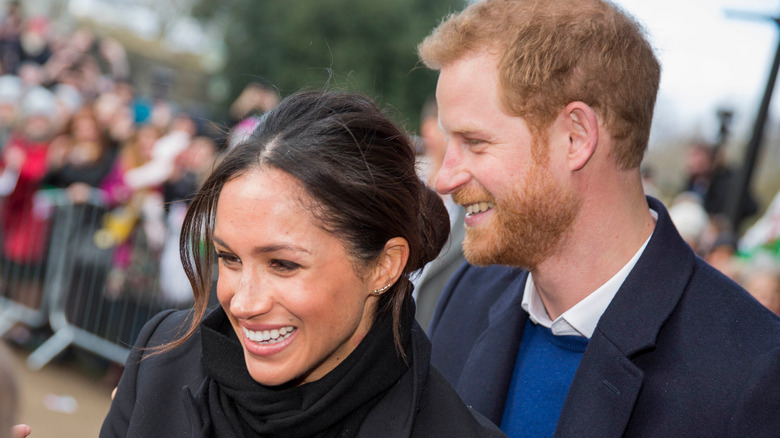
228, 81, 280, 125
668, 192, 709, 254
683, 141, 757, 230
704, 232, 741, 281
18, 16, 51, 68
42, 105, 116, 203
411, 96, 466, 331
51, 82, 83, 133
227, 83, 280, 151
417, 0, 780, 436
0, 1, 24, 75
101, 91, 505, 437
0, 86, 57, 309
97, 124, 162, 296
122, 112, 195, 192
0, 75, 21, 150
157, 134, 218, 307
742, 259, 780, 316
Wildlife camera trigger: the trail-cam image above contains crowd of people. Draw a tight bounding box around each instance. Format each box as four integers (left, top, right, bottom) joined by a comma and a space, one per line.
662, 141, 780, 316
0, 4, 221, 326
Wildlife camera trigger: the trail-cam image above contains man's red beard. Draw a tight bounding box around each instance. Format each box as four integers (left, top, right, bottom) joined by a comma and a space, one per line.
453, 162, 581, 270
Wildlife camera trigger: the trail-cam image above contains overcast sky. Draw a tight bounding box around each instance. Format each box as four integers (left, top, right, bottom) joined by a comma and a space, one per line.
614, 0, 780, 148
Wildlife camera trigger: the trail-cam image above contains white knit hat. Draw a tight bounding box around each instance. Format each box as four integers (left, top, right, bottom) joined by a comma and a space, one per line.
0, 75, 22, 105
670, 198, 709, 244
21, 86, 57, 120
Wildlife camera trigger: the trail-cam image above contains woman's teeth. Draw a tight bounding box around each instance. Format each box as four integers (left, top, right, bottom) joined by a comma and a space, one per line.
465, 202, 495, 216
243, 326, 296, 344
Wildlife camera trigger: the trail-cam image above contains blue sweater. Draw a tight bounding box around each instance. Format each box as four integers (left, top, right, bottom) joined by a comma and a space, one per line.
500, 320, 589, 437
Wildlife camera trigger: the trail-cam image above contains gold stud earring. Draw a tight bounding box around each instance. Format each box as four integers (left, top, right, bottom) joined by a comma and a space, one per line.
370, 283, 392, 295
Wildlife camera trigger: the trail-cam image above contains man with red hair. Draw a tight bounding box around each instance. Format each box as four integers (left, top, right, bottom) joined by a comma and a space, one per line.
419, 0, 780, 436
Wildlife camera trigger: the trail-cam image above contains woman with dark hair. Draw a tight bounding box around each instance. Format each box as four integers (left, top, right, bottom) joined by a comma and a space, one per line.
101, 91, 505, 438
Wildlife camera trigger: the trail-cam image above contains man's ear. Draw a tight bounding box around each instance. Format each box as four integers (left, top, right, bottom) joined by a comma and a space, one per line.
370, 237, 409, 295
564, 101, 599, 172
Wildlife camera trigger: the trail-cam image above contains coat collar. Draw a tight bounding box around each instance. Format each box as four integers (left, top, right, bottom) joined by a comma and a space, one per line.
356, 321, 431, 437
182, 382, 207, 437
456, 271, 530, 424
555, 196, 696, 438
593, 196, 695, 357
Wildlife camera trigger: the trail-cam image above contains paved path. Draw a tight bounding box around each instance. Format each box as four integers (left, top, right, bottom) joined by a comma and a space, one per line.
9, 347, 113, 437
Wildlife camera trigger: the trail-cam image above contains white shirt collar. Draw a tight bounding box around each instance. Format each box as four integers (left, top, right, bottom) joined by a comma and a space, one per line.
521, 209, 657, 338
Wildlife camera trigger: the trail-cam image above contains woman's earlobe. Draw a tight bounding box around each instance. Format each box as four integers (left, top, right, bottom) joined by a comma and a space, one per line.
373, 237, 409, 292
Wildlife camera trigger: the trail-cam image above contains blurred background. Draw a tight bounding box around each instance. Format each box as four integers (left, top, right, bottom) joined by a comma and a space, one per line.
0, 0, 778, 436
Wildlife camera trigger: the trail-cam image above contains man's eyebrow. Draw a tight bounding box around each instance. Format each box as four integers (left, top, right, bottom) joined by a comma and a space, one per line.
452, 128, 483, 136
439, 117, 484, 135
212, 236, 311, 255
445, 124, 487, 137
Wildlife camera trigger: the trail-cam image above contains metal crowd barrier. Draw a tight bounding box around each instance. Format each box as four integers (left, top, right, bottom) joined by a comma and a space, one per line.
0, 189, 189, 370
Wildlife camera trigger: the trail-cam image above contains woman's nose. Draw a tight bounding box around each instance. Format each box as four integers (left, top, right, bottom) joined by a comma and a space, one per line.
229, 274, 273, 318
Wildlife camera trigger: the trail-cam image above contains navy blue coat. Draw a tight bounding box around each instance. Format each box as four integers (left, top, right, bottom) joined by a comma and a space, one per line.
429, 197, 780, 437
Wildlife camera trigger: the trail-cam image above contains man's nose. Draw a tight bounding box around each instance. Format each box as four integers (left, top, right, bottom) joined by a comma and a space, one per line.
434, 143, 469, 195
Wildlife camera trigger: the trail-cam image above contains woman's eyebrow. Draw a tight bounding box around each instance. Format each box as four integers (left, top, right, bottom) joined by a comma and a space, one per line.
212, 236, 310, 255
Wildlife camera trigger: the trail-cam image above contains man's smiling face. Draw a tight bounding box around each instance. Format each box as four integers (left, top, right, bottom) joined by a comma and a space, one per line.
434, 50, 581, 269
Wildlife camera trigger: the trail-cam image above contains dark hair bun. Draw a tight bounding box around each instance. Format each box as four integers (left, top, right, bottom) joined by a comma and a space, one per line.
411, 185, 450, 272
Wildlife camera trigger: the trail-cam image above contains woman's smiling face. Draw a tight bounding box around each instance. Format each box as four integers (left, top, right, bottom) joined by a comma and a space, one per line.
213, 167, 378, 387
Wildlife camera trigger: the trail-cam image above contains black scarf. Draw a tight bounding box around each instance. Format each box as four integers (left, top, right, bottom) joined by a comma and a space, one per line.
196, 302, 414, 438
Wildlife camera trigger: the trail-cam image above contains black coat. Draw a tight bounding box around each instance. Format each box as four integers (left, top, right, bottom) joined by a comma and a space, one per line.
101, 308, 505, 438
429, 196, 780, 437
